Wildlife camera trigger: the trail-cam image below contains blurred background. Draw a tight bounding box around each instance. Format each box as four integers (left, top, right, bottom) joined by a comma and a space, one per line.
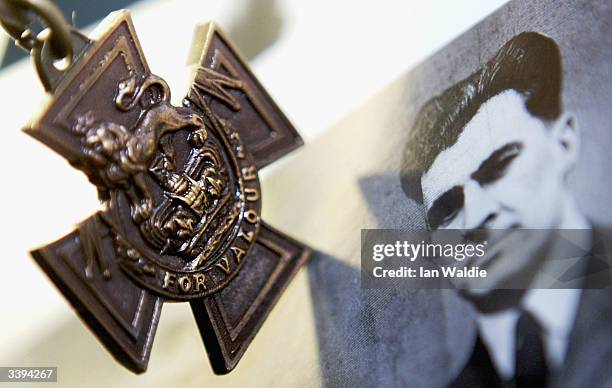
0, 1, 508, 386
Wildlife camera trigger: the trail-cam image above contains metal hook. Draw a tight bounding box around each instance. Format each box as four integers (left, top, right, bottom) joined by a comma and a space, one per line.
0, 0, 92, 91
0, 0, 73, 60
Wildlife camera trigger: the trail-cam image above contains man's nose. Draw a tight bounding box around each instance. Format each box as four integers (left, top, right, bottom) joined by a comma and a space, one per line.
462, 180, 498, 229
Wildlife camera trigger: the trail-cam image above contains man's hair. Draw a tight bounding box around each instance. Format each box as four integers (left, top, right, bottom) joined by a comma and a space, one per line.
400, 32, 562, 203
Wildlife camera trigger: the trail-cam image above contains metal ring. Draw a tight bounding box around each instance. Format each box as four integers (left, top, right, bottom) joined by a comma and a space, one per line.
0, 0, 72, 60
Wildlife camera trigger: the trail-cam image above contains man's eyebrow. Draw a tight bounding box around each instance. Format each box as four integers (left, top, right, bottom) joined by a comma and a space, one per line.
470, 142, 523, 184
427, 186, 464, 229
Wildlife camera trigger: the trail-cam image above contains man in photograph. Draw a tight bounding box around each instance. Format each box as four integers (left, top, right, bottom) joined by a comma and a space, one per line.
400, 32, 611, 387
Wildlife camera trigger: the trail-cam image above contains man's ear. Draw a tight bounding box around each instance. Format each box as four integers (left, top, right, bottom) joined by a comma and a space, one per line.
552, 112, 579, 168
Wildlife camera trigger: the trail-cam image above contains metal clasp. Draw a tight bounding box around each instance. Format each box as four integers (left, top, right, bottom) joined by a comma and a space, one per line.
0, 0, 91, 91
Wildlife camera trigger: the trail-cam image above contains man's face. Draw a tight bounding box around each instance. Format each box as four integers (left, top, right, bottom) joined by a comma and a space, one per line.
421, 90, 578, 297
422, 89, 575, 231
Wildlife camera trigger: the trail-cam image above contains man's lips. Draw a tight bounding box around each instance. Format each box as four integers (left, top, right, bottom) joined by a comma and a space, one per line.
463, 224, 521, 269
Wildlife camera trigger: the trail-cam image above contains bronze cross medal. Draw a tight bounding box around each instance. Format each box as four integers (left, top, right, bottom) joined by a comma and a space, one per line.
25, 11, 310, 374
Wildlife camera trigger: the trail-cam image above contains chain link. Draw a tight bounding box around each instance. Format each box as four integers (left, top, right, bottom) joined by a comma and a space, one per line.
0, 0, 72, 61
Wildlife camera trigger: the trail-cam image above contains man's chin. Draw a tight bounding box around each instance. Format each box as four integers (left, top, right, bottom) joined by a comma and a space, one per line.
451, 229, 555, 313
